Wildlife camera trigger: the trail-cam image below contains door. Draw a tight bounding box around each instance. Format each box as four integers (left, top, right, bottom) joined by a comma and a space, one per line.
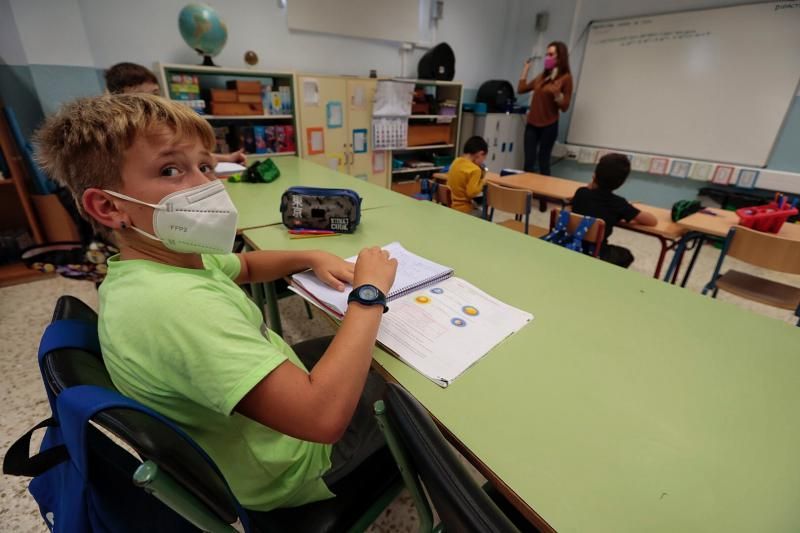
297, 76, 348, 172
477, 114, 504, 173
346, 79, 389, 187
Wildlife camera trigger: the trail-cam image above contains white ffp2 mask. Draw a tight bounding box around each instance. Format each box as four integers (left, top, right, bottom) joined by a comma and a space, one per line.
104, 180, 238, 254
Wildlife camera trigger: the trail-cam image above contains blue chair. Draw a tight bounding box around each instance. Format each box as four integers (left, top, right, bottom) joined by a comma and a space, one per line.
32, 295, 403, 531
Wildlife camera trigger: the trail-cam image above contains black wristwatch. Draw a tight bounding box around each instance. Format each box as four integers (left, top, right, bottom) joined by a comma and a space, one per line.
347, 284, 388, 313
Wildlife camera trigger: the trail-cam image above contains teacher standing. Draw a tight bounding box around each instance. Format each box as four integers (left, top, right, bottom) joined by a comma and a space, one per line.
518, 41, 573, 175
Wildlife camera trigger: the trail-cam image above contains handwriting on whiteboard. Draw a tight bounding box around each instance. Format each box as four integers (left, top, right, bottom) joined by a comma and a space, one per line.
775, 2, 800, 10
596, 30, 712, 47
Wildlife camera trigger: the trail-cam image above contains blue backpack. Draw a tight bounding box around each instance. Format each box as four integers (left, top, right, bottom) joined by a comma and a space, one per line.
542, 209, 598, 255
2, 319, 249, 532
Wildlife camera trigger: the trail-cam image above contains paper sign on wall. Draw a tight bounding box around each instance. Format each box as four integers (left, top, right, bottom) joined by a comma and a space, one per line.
327, 101, 343, 128
711, 165, 734, 185
307, 127, 324, 155
352, 86, 366, 109
669, 160, 691, 178
303, 79, 320, 106
326, 153, 343, 171
736, 169, 759, 188
689, 163, 713, 181
353, 128, 368, 153
373, 151, 386, 174
631, 155, 651, 172
648, 157, 669, 175
577, 148, 597, 164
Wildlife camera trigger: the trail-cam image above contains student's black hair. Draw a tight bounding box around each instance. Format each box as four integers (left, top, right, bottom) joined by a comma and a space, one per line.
594, 153, 631, 191
463, 136, 488, 154
105, 62, 159, 94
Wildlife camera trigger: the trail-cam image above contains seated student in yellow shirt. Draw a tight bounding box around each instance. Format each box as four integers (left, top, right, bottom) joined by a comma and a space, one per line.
447, 136, 488, 214
35, 94, 398, 522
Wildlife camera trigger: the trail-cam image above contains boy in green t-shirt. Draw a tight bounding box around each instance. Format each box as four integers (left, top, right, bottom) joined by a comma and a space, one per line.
35, 94, 398, 515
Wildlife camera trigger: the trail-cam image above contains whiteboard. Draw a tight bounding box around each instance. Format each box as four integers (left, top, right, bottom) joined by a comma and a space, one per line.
287, 0, 419, 44
567, 2, 800, 167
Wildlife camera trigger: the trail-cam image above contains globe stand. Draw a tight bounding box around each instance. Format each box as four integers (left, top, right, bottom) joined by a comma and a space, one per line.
195, 49, 218, 67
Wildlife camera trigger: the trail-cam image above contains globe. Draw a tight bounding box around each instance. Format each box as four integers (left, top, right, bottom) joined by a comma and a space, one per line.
178, 4, 228, 66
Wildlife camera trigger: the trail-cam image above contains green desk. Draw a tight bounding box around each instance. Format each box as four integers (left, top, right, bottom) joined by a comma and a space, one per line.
244, 201, 800, 532
225, 156, 413, 232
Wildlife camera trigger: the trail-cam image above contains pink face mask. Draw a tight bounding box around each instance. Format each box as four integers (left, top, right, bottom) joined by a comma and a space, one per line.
544, 56, 557, 70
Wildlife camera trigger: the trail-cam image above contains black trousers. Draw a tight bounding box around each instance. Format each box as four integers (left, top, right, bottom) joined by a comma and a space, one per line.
524, 121, 559, 175
247, 337, 387, 525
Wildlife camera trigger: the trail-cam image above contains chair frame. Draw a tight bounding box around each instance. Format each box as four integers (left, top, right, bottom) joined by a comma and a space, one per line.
702, 226, 800, 326
483, 183, 533, 235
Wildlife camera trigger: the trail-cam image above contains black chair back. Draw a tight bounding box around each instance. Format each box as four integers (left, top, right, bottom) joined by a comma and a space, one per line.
384, 383, 520, 533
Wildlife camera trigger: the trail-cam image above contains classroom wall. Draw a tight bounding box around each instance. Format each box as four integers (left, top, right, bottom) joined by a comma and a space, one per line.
514, 0, 800, 199
2, 0, 534, 137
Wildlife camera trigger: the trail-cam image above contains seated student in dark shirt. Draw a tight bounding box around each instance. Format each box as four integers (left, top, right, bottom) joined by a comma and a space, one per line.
571, 153, 657, 268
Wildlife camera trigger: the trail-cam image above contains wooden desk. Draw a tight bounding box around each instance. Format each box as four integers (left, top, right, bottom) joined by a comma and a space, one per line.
226, 156, 412, 232
618, 203, 686, 279
663, 208, 800, 285
486, 172, 583, 211
244, 202, 800, 533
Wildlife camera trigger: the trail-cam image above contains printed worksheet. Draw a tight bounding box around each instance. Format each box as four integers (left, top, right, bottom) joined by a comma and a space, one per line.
377, 277, 533, 387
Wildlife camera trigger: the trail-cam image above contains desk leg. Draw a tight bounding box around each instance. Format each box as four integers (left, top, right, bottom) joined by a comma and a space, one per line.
652, 236, 669, 279
264, 281, 283, 336
680, 235, 705, 288
662, 234, 690, 283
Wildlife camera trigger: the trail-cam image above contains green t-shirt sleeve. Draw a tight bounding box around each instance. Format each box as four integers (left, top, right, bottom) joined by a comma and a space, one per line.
157, 289, 287, 416
203, 253, 242, 280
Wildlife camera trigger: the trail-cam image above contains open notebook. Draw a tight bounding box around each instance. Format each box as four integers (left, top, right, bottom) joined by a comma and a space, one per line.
289, 243, 533, 387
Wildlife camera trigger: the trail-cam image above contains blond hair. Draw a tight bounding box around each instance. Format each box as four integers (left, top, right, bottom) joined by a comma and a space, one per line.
35, 94, 215, 230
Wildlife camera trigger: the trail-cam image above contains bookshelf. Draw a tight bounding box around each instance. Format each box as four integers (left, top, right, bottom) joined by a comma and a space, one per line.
157, 63, 299, 161
0, 105, 46, 286
387, 79, 463, 195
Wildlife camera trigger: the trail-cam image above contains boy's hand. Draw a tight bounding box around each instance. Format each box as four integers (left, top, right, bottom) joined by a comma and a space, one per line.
353, 247, 398, 295
309, 251, 354, 291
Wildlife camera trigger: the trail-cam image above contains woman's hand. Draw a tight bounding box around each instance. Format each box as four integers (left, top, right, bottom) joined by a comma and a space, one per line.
309, 251, 355, 291
554, 93, 564, 104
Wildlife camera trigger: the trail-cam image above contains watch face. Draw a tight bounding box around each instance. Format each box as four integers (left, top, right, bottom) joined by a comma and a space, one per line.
358, 285, 379, 301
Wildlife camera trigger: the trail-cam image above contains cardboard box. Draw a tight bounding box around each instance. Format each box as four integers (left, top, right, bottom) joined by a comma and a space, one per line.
226, 80, 262, 94
237, 93, 262, 104
210, 102, 264, 116
210, 89, 237, 102
407, 124, 451, 147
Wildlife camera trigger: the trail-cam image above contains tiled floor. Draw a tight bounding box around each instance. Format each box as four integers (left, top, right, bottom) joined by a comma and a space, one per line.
1, 206, 798, 532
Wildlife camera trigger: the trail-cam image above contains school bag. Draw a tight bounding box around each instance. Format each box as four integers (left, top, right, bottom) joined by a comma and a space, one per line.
2, 319, 249, 532
542, 209, 598, 255
280, 186, 362, 233
671, 199, 703, 222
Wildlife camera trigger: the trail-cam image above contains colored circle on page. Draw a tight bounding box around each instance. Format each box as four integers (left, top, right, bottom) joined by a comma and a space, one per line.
462, 305, 480, 316
450, 317, 466, 327
430, 287, 444, 294
415, 295, 431, 304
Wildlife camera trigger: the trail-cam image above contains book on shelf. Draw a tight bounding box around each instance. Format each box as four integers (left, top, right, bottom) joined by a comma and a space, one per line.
289, 242, 533, 387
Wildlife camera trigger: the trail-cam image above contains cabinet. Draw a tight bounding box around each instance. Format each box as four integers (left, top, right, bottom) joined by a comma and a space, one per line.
157, 63, 299, 164
296, 75, 388, 188
474, 113, 526, 173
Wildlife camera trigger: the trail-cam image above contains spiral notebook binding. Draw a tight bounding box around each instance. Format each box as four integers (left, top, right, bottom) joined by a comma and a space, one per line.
388, 270, 454, 300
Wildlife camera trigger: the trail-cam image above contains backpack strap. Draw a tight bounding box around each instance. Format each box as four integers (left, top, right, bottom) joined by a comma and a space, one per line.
542, 209, 572, 243
565, 215, 597, 253
38, 319, 101, 363
3, 418, 68, 477
56, 385, 252, 531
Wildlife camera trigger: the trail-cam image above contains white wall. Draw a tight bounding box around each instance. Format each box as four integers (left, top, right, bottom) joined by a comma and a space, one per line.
74, 0, 527, 90
9, 0, 95, 66
0, 0, 27, 65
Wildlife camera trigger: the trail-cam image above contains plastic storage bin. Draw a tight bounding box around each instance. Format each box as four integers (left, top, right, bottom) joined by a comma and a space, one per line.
735, 202, 798, 233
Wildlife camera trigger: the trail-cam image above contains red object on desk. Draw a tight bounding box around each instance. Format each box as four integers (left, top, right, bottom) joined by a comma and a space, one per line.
736, 203, 798, 233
